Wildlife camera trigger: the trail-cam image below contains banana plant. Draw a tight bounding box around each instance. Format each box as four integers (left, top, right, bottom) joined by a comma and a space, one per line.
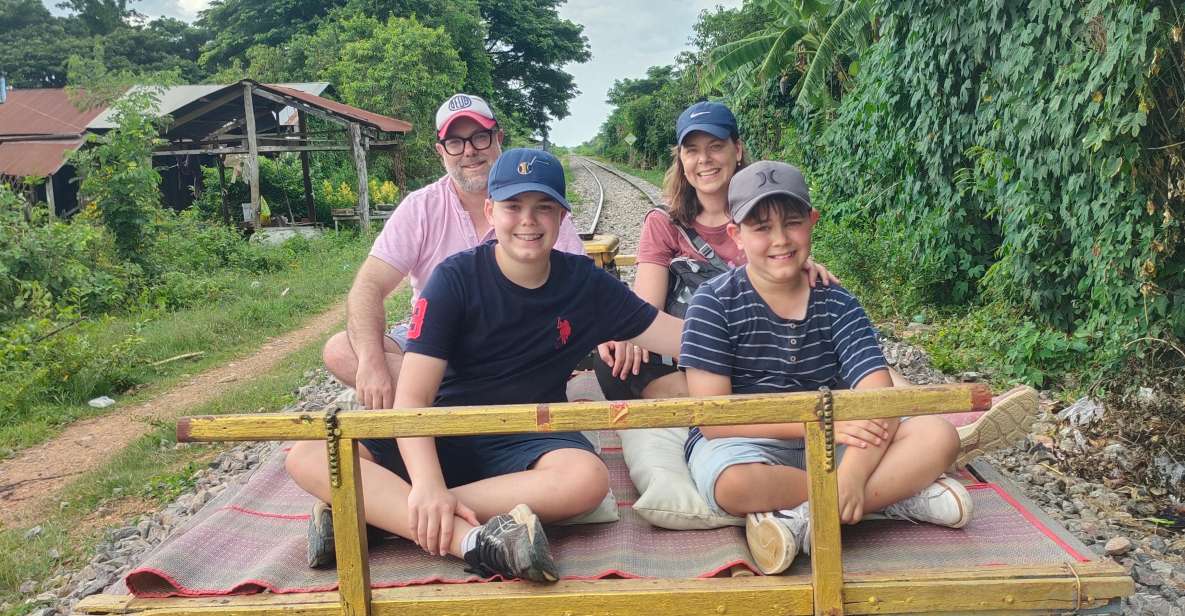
704, 0, 872, 110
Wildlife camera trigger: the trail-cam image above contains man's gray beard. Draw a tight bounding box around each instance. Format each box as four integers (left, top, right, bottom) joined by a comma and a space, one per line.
447, 166, 487, 195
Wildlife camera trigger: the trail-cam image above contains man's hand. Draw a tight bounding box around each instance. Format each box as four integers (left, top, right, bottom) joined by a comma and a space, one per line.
833, 419, 890, 449
597, 340, 648, 379
407, 480, 479, 556
355, 357, 395, 410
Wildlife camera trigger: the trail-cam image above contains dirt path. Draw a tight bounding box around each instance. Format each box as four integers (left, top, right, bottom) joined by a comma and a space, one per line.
0, 300, 347, 529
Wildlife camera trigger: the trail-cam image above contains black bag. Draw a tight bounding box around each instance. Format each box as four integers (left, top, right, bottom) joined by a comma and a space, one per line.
648, 208, 729, 319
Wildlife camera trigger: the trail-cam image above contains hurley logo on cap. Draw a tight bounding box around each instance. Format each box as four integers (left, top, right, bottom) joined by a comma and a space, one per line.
756, 168, 781, 187
448, 95, 473, 111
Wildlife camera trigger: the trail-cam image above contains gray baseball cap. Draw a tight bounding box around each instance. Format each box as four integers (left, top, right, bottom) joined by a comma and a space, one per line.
728, 161, 812, 223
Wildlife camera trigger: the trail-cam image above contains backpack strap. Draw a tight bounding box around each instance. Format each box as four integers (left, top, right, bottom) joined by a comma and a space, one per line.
647, 207, 729, 271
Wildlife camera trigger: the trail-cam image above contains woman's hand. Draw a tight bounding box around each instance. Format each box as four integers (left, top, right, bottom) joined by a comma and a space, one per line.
597, 340, 648, 379
803, 259, 840, 288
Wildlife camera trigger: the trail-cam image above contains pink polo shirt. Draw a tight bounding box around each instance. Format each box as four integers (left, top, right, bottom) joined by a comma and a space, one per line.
369, 175, 587, 308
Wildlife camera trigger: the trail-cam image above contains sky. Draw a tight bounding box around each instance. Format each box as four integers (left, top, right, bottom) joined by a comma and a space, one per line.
50, 0, 743, 146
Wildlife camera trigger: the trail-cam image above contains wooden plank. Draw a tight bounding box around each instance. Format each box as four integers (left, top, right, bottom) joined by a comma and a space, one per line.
44, 175, 56, 218
330, 439, 372, 616
242, 83, 260, 227
74, 566, 1131, 616
615, 254, 637, 267
349, 123, 369, 229
805, 421, 843, 616
170, 89, 244, 130
216, 157, 229, 226
177, 385, 989, 443
154, 145, 352, 156
249, 87, 350, 129
298, 112, 316, 223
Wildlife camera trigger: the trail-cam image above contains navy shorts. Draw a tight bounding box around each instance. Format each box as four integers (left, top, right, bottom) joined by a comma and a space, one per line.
358, 432, 596, 488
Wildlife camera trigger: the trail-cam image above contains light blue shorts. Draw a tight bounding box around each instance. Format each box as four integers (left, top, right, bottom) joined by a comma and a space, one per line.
688, 436, 847, 515
384, 322, 410, 350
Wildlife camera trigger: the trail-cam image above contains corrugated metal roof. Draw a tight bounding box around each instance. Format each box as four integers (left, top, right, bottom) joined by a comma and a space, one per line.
88, 83, 331, 130
0, 90, 107, 137
264, 83, 412, 133
0, 138, 85, 176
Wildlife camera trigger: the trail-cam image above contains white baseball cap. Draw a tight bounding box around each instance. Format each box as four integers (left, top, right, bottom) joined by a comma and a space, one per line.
435, 93, 497, 138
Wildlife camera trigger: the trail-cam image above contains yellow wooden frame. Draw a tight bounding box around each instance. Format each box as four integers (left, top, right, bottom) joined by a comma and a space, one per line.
75, 385, 1131, 616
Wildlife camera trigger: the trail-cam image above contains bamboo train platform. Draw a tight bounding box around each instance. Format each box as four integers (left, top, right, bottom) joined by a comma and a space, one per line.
73, 382, 1132, 616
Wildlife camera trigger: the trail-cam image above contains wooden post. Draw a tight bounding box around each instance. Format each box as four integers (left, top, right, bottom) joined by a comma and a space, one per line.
242, 82, 260, 227
350, 123, 370, 230
298, 111, 315, 224
216, 156, 230, 226
330, 438, 372, 616
805, 421, 844, 616
45, 174, 56, 219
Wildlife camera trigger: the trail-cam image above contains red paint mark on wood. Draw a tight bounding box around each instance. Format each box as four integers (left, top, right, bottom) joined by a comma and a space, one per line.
536, 403, 552, 431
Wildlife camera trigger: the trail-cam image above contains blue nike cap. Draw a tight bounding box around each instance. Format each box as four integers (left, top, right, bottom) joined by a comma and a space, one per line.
676, 101, 738, 145
487, 148, 571, 211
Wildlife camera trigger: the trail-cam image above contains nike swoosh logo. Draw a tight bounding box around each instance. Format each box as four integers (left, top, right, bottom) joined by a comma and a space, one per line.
690, 111, 710, 118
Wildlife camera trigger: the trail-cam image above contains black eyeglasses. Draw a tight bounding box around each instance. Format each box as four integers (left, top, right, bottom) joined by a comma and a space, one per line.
438, 129, 495, 156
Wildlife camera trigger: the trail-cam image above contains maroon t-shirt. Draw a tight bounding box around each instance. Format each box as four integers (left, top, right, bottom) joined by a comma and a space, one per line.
635, 210, 745, 268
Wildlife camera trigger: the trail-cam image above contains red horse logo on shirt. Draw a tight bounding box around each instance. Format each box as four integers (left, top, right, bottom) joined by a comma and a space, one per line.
408, 298, 428, 339
555, 317, 572, 348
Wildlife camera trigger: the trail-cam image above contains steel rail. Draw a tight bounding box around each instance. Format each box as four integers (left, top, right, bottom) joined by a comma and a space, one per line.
570, 156, 605, 239
570, 156, 663, 239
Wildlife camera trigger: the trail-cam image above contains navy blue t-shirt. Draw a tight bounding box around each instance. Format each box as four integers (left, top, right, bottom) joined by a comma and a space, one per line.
405, 242, 659, 407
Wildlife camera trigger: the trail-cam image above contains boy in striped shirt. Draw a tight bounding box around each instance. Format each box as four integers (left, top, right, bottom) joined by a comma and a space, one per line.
680, 161, 973, 575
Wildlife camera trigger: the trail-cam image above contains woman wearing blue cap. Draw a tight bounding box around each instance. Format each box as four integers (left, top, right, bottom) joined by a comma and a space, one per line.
594, 101, 837, 400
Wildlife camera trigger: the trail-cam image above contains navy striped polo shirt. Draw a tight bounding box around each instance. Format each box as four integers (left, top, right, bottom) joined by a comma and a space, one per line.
680, 267, 888, 458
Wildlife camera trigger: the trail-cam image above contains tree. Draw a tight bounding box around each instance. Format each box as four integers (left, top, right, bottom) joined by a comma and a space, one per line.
704, 0, 872, 109
56, 0, 140, 35
478, 0, 590, 139
196, 0, 335, 69
0, 0, 91, 87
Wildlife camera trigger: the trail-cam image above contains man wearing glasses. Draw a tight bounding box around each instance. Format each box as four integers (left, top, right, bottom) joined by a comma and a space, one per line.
317, 93, 585, 413
289, 94, 586, 567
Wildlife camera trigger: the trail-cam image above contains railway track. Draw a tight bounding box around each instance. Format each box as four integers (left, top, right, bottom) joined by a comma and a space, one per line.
569, 156, 661, 238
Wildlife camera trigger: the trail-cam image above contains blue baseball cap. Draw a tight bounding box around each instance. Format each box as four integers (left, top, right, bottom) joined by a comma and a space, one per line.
676, 101, 738, 144
487, 148, 571, 211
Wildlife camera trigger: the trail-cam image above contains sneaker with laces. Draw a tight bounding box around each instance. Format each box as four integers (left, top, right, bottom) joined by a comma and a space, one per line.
463, 504, 558, 583
881, 476, 973, 528
745, 503, 810, 575
955, 385, 1039, 468
305, 502, 390, 569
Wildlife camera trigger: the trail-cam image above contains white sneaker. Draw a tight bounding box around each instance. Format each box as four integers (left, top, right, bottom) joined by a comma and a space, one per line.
881, 476, 974, 528
956, 385, 1039, 468
745, 503, 810, 574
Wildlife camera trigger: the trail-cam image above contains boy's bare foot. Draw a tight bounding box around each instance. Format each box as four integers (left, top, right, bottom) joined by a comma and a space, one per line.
745, 503, 810, 575
880, 476, 973, 528
955, 385, 1039, 468
464, 503, 559, 583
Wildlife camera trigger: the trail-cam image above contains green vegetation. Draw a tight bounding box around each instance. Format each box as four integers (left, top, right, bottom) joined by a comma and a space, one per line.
586, 0, 1184, 393
0, 329, 323, 613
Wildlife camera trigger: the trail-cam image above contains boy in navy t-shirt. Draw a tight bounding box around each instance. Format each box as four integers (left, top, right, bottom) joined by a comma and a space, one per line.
680, 161, 972, 575
288, 148, 681, 582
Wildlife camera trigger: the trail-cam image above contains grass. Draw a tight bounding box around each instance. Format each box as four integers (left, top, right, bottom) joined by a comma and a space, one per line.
0, 286, 412, 615
560, 156, 586, 219
0, 233, 371, 454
